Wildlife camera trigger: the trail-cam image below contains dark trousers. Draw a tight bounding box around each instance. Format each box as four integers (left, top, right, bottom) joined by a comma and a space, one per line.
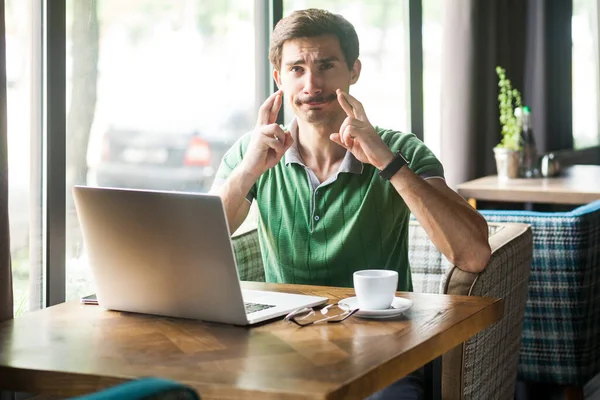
365, 368, 424, 400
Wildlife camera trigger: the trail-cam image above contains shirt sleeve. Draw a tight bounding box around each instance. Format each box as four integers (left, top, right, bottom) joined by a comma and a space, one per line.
378, 128, 445, 180
211, 131, 257, 201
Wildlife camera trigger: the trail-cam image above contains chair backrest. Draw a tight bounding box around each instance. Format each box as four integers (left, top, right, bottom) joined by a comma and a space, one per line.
480, 200, 600, 386
409, 221, 532, 400
232, 220, 533, 400
232, 227, 265, 282
409, 222, 512, 293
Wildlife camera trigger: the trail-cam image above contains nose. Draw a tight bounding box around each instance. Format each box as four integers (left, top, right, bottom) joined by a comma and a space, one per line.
303, 70, 323, 96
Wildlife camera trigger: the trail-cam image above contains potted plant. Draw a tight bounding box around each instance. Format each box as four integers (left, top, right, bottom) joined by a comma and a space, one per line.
494, 66, 522, 179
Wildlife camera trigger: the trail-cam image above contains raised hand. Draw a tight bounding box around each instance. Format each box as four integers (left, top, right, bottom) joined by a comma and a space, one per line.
329, 89, 394, 170
241, 90, 294, 180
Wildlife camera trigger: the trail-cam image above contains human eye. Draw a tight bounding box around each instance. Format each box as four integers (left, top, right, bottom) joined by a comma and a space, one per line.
319, 63, 334, 71
290, 66, 303, 73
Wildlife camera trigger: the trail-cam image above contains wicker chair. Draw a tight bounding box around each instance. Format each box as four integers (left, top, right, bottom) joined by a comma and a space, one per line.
480, 200, 600, 394
232, 220, 532, 400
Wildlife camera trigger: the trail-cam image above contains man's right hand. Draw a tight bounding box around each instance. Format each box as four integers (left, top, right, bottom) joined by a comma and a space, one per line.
240, 90, 293, 180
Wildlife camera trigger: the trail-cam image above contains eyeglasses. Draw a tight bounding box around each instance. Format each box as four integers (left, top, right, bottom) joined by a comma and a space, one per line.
284, 303, 359, 327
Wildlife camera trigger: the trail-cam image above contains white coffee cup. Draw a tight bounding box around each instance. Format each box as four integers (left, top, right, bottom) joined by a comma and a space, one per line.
353, 269, 399, 310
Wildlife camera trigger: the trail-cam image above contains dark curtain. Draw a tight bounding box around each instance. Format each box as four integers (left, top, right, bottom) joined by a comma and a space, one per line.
0, 0, 13, 323
524, 0, 573, 153
441, 0, 573, 188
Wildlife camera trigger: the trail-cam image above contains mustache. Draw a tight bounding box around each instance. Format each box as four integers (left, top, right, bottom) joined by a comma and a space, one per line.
294, 93, 337, 106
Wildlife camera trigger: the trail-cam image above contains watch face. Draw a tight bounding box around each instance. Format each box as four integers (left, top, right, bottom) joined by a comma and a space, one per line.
397, 151, 409, 163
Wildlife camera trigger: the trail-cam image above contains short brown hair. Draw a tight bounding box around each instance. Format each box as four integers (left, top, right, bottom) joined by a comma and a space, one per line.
269, 9, 359, 71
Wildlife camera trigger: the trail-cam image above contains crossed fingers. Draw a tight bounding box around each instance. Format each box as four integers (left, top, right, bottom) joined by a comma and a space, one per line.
256, 89, 288, 144
257, 89, 283, 127
336, 89, 368, 121
335, 89, 370, 147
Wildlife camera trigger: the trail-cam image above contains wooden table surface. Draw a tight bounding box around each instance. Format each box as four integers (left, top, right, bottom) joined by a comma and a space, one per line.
456, 165, 600, 205
0, 282, 503, 400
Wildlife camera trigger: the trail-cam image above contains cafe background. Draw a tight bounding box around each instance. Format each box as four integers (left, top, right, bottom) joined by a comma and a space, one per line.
2, 0, 599, 315
1, 0, 599, 397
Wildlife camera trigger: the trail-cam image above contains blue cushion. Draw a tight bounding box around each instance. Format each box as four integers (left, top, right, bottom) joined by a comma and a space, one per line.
68, 378, 200, 400
479, 200, 600, 386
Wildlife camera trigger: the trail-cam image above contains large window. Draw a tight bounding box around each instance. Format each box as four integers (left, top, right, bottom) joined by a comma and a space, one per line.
6, 0, 419, 310
282, 0, 411, 133
64, 0, 257, 300
573, 0, 600, 149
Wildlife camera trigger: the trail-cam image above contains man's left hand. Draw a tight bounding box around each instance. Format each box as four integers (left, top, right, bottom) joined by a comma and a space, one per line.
330, 89, 394, 170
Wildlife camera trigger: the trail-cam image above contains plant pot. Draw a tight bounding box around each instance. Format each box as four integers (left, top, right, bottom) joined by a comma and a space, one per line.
493, 147, 520, 180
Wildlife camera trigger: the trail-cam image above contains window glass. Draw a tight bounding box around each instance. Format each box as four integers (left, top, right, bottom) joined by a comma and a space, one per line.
573, 0, 600, 148
6, 0, 42, 315
65, 0, 256, 300
282, 1, 411, 134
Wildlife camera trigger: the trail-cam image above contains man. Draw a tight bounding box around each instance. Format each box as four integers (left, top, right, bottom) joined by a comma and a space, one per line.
211, 8, 491, 399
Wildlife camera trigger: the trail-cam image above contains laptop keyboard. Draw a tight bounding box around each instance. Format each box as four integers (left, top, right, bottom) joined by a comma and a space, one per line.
244, 302, 276, 314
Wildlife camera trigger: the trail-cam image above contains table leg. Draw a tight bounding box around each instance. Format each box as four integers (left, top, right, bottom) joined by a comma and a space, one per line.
424, 356, 442, 400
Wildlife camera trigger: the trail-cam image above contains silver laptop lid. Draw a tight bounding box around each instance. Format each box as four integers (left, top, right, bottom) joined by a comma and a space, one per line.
72, 186, 250, 324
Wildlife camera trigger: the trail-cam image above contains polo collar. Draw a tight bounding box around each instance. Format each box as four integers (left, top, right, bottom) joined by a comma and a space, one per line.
284, 118, 364, 175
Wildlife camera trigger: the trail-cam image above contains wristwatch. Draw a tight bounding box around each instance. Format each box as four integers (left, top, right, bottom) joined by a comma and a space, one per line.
379, 150, 410, 180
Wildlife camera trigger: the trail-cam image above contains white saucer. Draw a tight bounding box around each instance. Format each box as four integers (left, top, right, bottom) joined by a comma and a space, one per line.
339, 296, 413, 319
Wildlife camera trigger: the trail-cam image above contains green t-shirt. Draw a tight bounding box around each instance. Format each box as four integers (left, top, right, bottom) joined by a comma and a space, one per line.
215, 121, 444, 291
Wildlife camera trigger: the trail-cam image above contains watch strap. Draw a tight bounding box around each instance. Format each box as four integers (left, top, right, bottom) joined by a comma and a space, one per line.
379, 150, 409, 180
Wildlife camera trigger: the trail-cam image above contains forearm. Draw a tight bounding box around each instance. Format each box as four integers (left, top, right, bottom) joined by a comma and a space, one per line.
389, 168, 491, 272
210, 90, 291, 235
329, 91, 490, 271
211, 166, 257, 234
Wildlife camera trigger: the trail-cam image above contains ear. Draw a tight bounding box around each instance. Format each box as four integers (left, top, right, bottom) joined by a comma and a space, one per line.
349, 59, 361, 85
273, 69, 282, 89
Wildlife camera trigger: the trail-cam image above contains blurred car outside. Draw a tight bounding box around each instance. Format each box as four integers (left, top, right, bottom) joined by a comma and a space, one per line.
90, 109, 253, 193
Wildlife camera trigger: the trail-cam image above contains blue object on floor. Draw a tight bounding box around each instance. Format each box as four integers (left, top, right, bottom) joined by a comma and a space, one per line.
67, 377, 200, 400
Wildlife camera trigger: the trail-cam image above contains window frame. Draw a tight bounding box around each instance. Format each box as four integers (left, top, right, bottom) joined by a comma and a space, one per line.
409, 0, 423, 141
44, 0, 67, 307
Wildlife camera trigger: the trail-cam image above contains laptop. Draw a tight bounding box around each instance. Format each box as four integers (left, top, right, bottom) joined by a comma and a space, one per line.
72, 186, 328, 325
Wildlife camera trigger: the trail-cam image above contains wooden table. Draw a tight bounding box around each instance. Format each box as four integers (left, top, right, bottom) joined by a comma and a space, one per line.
0, 282, 503, 400
457, 165, 600, 206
